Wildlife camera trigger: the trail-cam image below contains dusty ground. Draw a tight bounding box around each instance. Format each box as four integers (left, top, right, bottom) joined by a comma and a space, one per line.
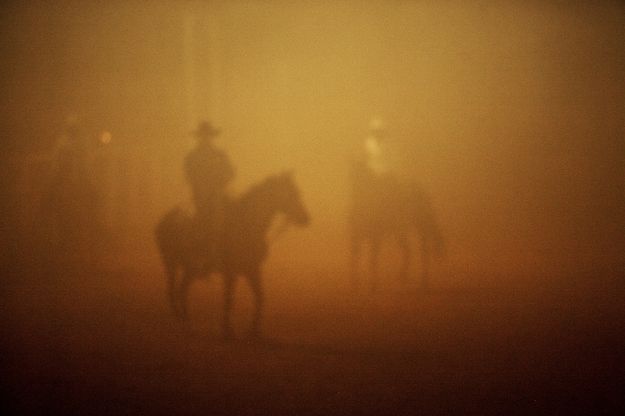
2, 254, 624, 415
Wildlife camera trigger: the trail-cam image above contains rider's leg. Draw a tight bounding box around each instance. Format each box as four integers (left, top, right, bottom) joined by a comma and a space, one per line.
349, 233, 362, 290
195, 202, 216, 271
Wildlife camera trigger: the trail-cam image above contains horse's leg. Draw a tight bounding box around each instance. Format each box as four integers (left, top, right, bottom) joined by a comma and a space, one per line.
420, 236, 431, 291
349, 233, 362, 291
370, 237, 381, 293
178, 268, 194, 321
246, 268, 264, 339
397, 232, 411, 285
165, 261, 179, 318
222, 273, 235, 340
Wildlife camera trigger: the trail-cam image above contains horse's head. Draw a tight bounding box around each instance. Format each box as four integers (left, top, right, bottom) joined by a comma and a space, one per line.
269, 171, 311, 227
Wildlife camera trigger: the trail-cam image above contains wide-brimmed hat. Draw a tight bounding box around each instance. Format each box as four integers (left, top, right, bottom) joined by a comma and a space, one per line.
368, 117, 386, 132
192, 120, 220, 139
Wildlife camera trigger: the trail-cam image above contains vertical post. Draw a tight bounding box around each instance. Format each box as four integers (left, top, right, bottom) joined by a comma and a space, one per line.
183, 10, 198, 146
206, 2, 224, 126
185, 1, 225, 129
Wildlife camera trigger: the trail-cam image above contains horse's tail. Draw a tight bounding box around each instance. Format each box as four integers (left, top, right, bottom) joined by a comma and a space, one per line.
155, 208, 179, 265
155, 207, 191, 314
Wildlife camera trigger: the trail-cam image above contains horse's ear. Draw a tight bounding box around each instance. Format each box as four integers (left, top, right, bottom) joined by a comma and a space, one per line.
277, 170, 295, 184
279, 169, 293, 180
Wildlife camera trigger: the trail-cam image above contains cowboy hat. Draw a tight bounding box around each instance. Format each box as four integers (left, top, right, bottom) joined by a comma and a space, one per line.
192, 120, 220, 138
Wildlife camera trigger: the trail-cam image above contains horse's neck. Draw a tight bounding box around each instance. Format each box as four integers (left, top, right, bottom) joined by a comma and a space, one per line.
233, 186, 279, 236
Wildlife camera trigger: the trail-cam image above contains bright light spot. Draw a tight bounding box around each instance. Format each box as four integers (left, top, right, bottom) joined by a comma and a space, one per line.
100, 131, 112, 144
368, 117, 386, 133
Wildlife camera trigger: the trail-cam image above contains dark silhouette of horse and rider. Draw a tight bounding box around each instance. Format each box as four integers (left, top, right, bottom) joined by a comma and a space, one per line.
42, 115, 102, 265
155, 121, 310, 339
348, 118, 445, 292
155, 118, 443, 339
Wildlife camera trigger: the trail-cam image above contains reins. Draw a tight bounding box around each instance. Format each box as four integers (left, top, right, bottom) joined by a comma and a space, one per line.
267, 216, 292, 245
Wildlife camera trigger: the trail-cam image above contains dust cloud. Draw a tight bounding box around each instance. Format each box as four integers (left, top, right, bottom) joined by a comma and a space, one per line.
1, 1, 624, 414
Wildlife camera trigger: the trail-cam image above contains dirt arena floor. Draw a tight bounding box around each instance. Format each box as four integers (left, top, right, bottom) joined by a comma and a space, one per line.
2, 252, 624, 415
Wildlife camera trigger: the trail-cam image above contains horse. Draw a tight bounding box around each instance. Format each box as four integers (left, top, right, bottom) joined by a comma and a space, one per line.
155, 171, 310, 339
348, 165, 444, 292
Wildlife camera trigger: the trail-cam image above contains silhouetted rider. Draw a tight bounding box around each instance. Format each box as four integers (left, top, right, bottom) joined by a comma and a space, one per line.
362, 117, 390, 176
350, 117, 397, 206
47, 114, 98, 251
185, 120, 234, 266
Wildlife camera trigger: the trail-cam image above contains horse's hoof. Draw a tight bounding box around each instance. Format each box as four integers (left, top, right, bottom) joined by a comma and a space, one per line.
246, 328, 262, 342
223, 329, 235, 341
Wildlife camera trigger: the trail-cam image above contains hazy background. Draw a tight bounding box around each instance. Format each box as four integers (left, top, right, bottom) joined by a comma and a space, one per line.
2, 0, 624, 284
2, 2, 625, 414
